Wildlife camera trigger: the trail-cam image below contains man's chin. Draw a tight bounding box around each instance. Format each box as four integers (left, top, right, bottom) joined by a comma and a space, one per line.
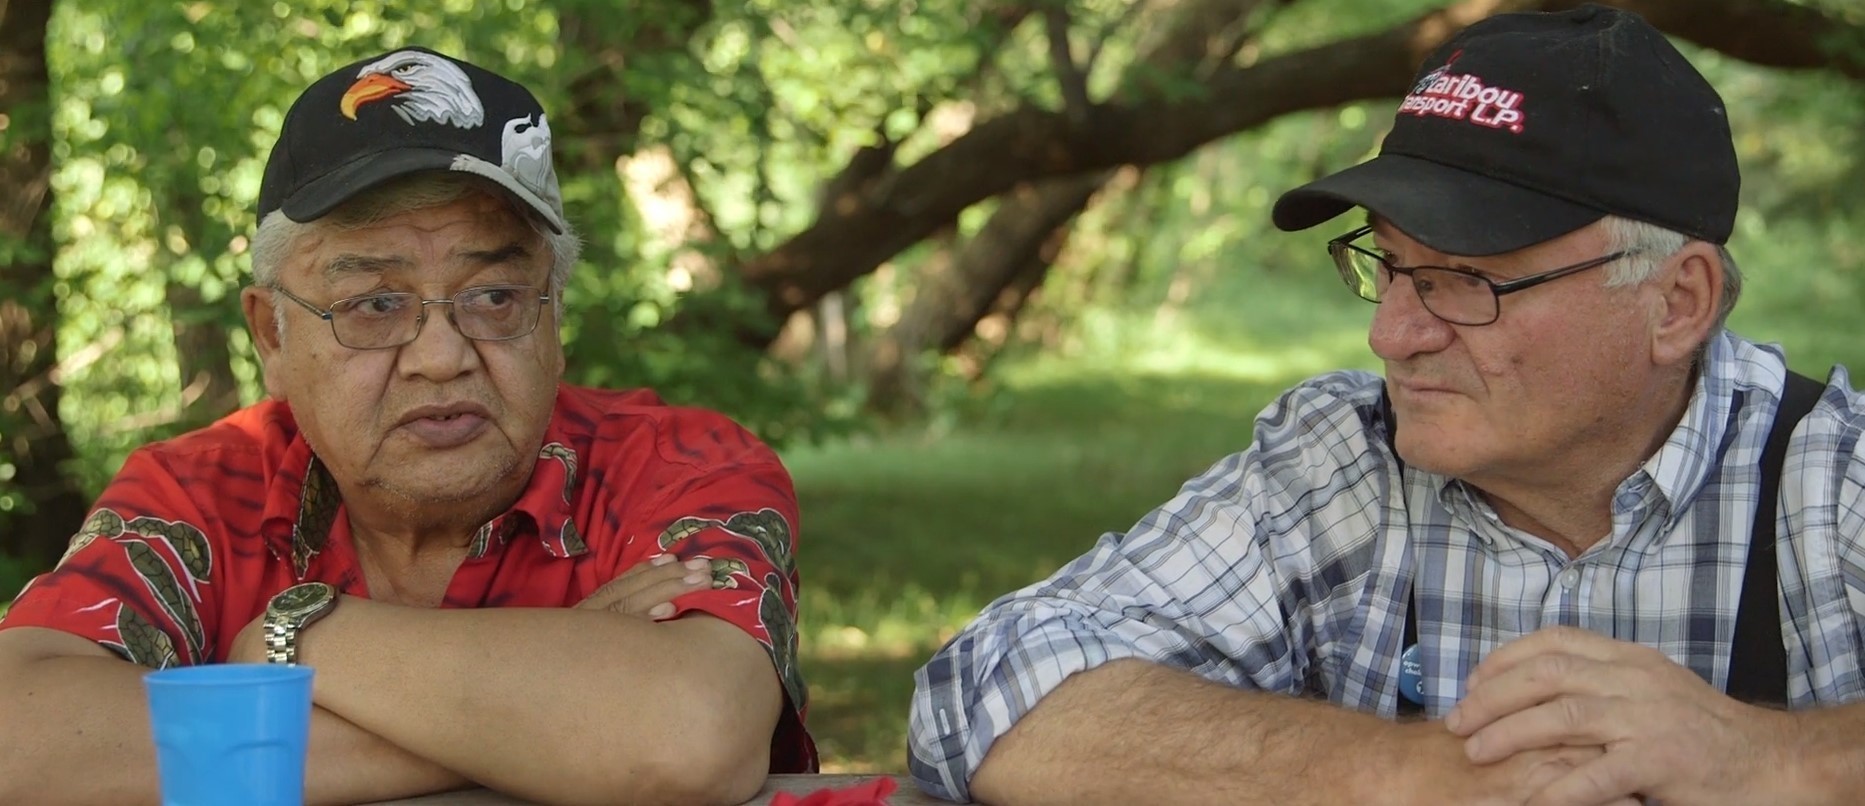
363, 458, 524, 509
1393, 429, 1481, 479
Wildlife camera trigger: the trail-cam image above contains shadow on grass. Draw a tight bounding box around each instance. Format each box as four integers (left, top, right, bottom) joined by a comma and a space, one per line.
801, 647, 933, 773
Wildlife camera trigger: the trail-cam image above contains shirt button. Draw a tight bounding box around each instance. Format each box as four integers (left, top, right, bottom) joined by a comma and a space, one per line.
1559, 568, 1581, 590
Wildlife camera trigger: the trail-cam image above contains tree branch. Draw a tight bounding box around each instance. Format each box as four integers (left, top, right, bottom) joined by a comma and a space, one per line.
1083, 0, 1152, 79
1045, 4, 1095, 126
729, 0, 1865, 335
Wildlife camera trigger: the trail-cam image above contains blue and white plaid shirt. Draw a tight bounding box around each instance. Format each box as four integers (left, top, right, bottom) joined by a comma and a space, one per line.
907, 331, 1865, 801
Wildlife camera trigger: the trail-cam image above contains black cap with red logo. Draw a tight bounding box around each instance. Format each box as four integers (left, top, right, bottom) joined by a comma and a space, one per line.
1272, 4, 1738, 255
257, 47, 566, 233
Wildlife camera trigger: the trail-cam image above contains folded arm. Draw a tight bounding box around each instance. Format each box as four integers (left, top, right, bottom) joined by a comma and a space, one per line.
0, 626, 467, 806
268, 599, 781, 805
906, 397, 1615, 805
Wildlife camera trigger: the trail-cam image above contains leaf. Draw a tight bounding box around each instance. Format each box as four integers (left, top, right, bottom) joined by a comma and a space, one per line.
724, 508, 795, 577
126, 516, 212, 582
124, 541, 205, 659
57, 508, 128, 568
758, 573, 807, 711
294, 459, 342, 576
658, 516, 714, 549
560, 517, 588, 555
116, 604, 180, 670
708, 557, 750, 587
540, 442, 579, 503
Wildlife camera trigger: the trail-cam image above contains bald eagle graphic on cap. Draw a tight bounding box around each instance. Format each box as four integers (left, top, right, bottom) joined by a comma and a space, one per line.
340, 50, 484, 128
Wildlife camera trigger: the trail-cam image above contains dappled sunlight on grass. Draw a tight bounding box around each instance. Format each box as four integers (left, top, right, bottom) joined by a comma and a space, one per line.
797, 589, 983, 772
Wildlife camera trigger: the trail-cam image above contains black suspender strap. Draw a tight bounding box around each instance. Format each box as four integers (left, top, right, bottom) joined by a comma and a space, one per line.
1726, 370, 1824, 706
1381, 390, 1427, 718
1391, 370, 1823, 715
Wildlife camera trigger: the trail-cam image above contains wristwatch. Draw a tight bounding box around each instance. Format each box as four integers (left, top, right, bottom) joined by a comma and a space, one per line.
262, 582, 339, 665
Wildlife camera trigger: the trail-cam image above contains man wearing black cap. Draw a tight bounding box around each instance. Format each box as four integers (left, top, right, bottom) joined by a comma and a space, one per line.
0, 48, 816, 803
911, 5, 1865, 804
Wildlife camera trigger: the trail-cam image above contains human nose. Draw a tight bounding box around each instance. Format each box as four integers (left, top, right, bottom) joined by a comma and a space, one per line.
1367, 273, 1455, 362
397, 299, 479, 381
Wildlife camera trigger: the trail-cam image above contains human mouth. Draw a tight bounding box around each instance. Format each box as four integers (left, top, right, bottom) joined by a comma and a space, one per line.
395, 403, 492, 448
1388, 376, 1461, 402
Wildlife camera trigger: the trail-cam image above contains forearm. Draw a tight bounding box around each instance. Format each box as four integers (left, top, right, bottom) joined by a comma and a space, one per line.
969, 659, 1409, 806
1771, 703, 1865, 803
0, 653, 463, 806
299, 600, 777, 805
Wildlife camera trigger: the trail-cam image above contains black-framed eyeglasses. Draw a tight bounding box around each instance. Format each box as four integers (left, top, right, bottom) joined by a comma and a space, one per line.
1327, 225, 1631, 326
269, 284, 553, 350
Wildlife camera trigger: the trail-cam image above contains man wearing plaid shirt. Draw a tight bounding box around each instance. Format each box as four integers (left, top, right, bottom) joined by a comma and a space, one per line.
911, 7, 1865, 805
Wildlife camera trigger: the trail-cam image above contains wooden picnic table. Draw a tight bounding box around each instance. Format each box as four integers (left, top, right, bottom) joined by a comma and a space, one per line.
368, 773, 953, 805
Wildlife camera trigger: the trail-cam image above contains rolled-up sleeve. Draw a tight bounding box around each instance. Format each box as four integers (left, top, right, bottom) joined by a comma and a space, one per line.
906, 375, 1396, 801
907, 452, 1307, 800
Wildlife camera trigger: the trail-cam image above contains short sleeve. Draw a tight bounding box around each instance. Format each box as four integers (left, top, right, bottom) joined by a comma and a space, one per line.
611, 415, 815, 772
1, 449, 221, 669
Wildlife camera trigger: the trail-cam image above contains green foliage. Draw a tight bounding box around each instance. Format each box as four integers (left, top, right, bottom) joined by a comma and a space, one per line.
8, 0, 1865, 773
0, 553, 38, 604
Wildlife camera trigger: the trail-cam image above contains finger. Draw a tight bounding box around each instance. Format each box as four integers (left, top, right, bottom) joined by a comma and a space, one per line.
648, 602, 675, 620
1465, 627, 1635, 691
1526, 755, 1649, 806
1463, 695, 1621, 763
617, 568, 712, 614
581, 557, 702, 608
1451, 652, 1624, 736
617, 553, 679, 580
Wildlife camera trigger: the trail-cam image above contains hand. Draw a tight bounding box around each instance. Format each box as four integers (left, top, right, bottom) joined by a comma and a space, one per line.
1446, 626, 1797, 806
1393, 721, 1637, 806
576, 554, 716, 620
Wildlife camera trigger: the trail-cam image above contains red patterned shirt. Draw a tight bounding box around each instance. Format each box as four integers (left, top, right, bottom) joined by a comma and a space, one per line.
1, 384, 816, 772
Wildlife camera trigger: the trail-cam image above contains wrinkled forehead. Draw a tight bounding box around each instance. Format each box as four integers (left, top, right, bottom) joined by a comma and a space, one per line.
288, 192, 549, 282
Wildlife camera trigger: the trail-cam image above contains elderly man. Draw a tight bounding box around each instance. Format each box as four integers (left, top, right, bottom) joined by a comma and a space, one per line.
0, 48, 813, 805
911, 6, 1865, 805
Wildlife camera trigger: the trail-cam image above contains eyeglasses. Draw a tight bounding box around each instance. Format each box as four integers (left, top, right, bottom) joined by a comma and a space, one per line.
269, 284, 553, 350
1327, 226, 1631, 326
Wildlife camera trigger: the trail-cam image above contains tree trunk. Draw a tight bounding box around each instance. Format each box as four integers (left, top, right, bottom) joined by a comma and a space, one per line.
0, 0, 90, 575
867, 173, 1109, 415
161, 192, 241, 431
864, 0, 1272, 412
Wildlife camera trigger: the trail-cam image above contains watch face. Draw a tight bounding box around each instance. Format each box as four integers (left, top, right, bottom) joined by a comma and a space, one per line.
271, 582, 335, 620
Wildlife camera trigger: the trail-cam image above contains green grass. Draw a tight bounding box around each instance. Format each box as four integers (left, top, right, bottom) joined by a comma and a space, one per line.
785, 268, 1375, 769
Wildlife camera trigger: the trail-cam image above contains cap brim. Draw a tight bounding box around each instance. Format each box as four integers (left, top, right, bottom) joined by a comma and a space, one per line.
279, 147, 566, 234
1271, 154, 1603, 256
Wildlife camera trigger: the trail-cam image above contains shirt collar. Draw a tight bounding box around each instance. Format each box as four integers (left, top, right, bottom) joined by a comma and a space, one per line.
262, 411, 589, 578
1634, 330, 1745, 518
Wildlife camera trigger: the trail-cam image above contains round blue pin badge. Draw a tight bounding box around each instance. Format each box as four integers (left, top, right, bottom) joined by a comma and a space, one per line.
1399, 643, 1425, 706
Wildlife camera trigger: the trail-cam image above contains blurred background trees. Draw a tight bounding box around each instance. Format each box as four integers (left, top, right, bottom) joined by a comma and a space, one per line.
3, 0, 1863, 768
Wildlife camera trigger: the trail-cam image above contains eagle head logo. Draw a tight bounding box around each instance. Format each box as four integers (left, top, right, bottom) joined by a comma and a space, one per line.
340, 50, 485, 129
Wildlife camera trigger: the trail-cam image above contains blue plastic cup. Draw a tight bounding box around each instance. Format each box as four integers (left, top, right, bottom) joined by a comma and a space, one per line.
143, 663, 315, 806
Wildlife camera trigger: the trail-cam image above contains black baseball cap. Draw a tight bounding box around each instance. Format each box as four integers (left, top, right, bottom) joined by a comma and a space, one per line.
258, 47, 566, 233
1272, 4, 1738, 256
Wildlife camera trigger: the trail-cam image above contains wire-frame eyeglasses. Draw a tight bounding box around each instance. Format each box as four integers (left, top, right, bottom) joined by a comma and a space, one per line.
269, 284, 554, 350
1327, 225, 1631, 326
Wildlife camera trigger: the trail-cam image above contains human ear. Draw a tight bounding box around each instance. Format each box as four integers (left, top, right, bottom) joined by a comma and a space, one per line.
241, 286, 290, 400
1649, 242, 1722, 367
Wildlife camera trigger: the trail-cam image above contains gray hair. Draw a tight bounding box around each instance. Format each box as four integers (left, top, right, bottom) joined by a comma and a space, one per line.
251, 173, 579, 338
1600, 215, 1743, 336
